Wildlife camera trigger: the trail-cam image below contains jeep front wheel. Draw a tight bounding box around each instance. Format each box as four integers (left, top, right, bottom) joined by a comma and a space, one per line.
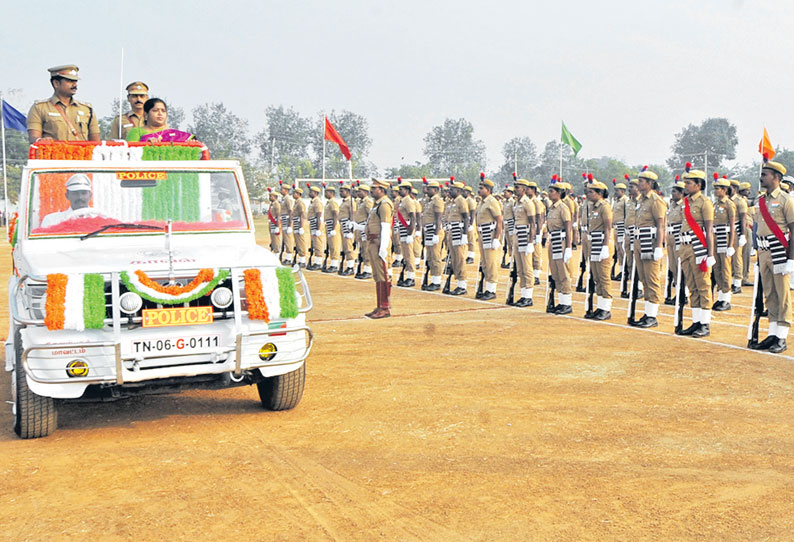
256, 364, 305, 411
14, 336, 57, 439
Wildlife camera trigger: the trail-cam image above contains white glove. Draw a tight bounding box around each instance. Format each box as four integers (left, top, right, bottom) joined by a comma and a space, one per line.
526, 243, 534, 255
738, 235, 747, 247
287, 227, 293, 234
787, 259, 794, 274
706, 255, 716, 268
653, 247, 663, 261
535, 234, 542, 245
572, 222, 578, 229
329, 230, 337, 237
298, 227, 305, 235
343, 232, 354, 239
354, 223, 365, 232
491, 238, 500, 250
414, 230, 422, 239
379, 223, 390, 261
726, 246, 735, 258
400, 236, 410, 243
311, 230, 322, 237
751, 248, 757, 256
563, 247, 572, 263
467, 225, 474, 232
431, 234, 439, 246
600, 246, 609, 260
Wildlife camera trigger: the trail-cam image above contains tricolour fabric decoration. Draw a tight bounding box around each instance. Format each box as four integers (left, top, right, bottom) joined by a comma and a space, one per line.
44, 273, 107, 331
121, 268, 229, 305
243, 267, 299, 321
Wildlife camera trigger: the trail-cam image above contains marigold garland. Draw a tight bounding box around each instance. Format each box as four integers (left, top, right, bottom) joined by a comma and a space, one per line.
44, 273, 68, 330
120, 269, 229, 305
243, 269, 270, 322
134, 268, 214, 296
276, 267, 299, 319
7, 212, 18, 246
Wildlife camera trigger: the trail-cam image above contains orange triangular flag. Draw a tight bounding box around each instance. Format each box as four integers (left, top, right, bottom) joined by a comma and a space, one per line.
759, 127, 776, 160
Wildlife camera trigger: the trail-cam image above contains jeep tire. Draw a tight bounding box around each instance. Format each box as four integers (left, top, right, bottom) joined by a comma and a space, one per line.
256, 364, 305, 411
13, 333, 58, 439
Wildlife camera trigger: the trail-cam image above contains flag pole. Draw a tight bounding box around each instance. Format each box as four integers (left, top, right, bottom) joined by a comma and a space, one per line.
118, 48, 124, 139
1, 96, 8, 227
321, 116, 326, 182
559, 142, 563, 180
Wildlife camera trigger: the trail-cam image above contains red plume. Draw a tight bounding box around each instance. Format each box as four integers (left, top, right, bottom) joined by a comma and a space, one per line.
685, 162, 692, 172
587, 173, 593, 181
722, 175, 727, 179
356, 180, 361, 186
480, 172, 485, 179
612, 178, 616, 184
267, 187, 272, 192
675, 175, 680, 181
581, 172, 586, 178
641, 165, 648, 172
339, 180, 343, 185
278, 179, 283, 185
422, 177, 427, 183
322, 182, 326, 188
713, 172, 719, 180
624, 173, 629, 180
397, 176, 402, 181
450, 175, 455, 181
552, 174, 558, 180
763, 152, 770, 162
512, 172, 517, 179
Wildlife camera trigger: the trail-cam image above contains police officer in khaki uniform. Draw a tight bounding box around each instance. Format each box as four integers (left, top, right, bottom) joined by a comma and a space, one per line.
502, 186, 515, 269
476, 179, 504, 300
446, 181, 471, 295
585, 179, 613, 319
740, 182, 755, 285
305, 185, 325, 270
664, 180, 686, 305
612, 182, 629, 280
511, 179, 536, 306
465, 185, 478, 263
353, 184, 374, 279
266, 188, 282, 254
410, 187, 423, 270
339, 183, 357, 275
109, 81, 149, 139
750, 161, 794, 353
728, 179, 749, 293
678, 168, 715, 337
27, 65, 100, 143
364, 179, 394, 319
391, 184, 404, 268
421, 181, 445, 291
632, 169, 667, 328
323, 184, 341, 273
711, 177, 737, 311
291, 187, 309, 267
279, 182, 295, 264
546, 182, 574, 314
396, 180, 419, 287
622, 179, 641, 297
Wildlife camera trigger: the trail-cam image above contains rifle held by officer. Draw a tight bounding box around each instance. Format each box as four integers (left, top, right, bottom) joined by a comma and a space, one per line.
747, 262, 764, 347
545, 274, 556, 313
475, 262, 485, 298
576, 249, 587, 292
627, 260, 639, 325
674, 257, 685, 334
506, 259, 518, 305
442, 248, 453, 294
610, 248, 618, 280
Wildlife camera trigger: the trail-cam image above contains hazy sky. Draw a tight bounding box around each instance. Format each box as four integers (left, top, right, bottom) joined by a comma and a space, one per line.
3, 0, 792, 175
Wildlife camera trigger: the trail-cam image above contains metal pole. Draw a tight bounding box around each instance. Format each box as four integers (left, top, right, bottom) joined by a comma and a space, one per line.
704, 149, 708, 197
322, 117, 326, 181
118, 48, 124, 139
271, 137, 275, 172
559, 143, 562, 180
514, 149, 518, 177
1, 95, 8, 228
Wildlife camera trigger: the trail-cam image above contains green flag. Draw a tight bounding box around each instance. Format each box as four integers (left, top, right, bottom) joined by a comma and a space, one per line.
560, 121, 582, 157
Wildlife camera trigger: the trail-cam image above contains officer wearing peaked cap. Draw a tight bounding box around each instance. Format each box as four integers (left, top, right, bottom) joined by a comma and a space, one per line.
511, 178, 537, 306
632, 168, 666, 328
292, 187, 309, 267
364, 178, 394, 319
323, 184, 341, 273
665, 179, 686, 305
421, 180, 445, 291
739, 181, 755, 285
711, 176, 737, 311
28, 65, 100, 143
585, 179, 613, 319
306, 185, 326, 271
546, 180, 573, 313
353, 184, 374, 279
110, 81, 149, 139
612, 181, 629, 280
339, 183, 358, 275
464, 185, 478, 263
396, 180, 419, 287
279, 183, 295, 264
476, 178, 504, 300
266, 188, 282, 254
446, 181, 471, 295
528, 181, 545, 284
728, 179, 749, 294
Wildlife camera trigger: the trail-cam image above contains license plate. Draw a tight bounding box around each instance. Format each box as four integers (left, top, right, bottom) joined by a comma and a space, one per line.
126, 334, 221, 356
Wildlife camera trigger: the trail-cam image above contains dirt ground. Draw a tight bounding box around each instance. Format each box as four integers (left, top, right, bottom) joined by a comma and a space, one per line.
2, 223, 794, 541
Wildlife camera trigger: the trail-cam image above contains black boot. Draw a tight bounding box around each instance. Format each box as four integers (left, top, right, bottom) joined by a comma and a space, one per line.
692, 323, 710, 337
678, 322, 701, 336
770, 338, 788, 354
750, 335, 777, 350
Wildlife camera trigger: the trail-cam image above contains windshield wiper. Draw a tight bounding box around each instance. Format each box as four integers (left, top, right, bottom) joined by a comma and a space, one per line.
80, 223, 164, 240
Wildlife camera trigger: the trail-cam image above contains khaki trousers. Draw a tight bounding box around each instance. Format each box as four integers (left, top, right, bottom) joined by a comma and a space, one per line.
714, 252, 731, 293
401, 240, 416, 275
742, 239, 752, 281
512, 237, 532, 288
479, 242, 500, 283
270, 231, 281, 254
547, 244, 572, 295
633, 240, 663, 304
343, 234, 356, 263
731, 239, 744, 283
680, 244, 712, 309
592, 244, 612, 299
295, 231, 308, 258
426, 241, 443, 276
326, 232, 341, 261
451, 242, 467, 281
282, 226, 294, 254
359, 233, 370, 264
366, 236, 391, 282
311, 233, 326, 259
758, 249, 791, 327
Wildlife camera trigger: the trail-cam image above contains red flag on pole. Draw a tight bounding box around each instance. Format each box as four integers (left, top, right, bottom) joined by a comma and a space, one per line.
324, 117, 351, 160
759, 127, 776, 160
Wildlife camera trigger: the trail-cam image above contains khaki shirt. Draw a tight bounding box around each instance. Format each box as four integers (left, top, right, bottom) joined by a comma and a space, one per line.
339, 195, 356, 222
268, 199, 281, 222
562, 196, 577, 225
713, 195, 736, 226
667, 199, 683, 225
612, 194, 629, 222
324, 198, 339, 233
681, 191, 714, 234
448, 194, 468, 222
531, 195, 544, 218
27, 95, 100, 140
513, 194, 535, 226
366, 195, 394, 235
756, 187, 794, 236
293, 198, 308, 228
503, 198, 514, 221
308, 197, 324, 222
588, 198, 612, 233
635, 191, 666, 228
422, 193, 444, 223
467, 195, 477, 216
109, 111, 144, 140
476, 194, 502, 225
280, 194, 294, 216
731, 193, 748, 220
354, 196, 373, 223
546, 200, 571, 231
625, 195, 638, 228
398, 197, 415, 229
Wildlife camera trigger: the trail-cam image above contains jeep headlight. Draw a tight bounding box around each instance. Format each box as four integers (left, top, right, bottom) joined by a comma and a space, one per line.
119, 292, 143, 314
211, 287, 233, 309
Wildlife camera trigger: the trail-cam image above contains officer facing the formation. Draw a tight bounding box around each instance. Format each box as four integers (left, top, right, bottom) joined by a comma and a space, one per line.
421, 180, 445, 291
323, 184, 341, 273
631, 168, 666, 328
711, 177, 737, 311
464, 185, 478, 263
353, 184, 374, 279
511, 179, 536, 306
266, 188, 282, 254
292, 187, 309, 268
585, 179, 613, 320
476, 178, 504, 300
27, 65, 101, 143
678, 167, 715, 337
728, 179, 749, 294
546, 181, 574, 314
338, 184, 357, 275
750, 160, 794, 353
664, 179, 686, 305
445, 182, 471, 295
396, 180, 419, 288
364, 179, 394, 319
279, 182, 295, 265
110, 81, 149, 139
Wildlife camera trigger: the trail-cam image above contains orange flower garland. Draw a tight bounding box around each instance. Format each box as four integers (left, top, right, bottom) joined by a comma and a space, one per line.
243, 269, 270, 322
7, 212, 18, 245
133, 268, 214, 296
44, 273, 68, 330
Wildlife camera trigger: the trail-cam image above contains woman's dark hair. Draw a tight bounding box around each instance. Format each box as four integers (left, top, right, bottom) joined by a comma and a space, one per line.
143, 98, 167, 115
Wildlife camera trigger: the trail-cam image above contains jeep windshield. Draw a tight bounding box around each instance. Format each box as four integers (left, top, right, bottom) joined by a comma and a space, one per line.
28, 169, 249, 238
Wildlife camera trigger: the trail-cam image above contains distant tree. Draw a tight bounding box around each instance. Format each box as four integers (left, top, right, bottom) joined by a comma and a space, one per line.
255, 106, 312, 169
384, 162, 434, 180
422, 118, 486, 181
534, 140, 580, 191
493, 136, 539, 187
667, 118, 738, 172
309, 110, 374, 179
189, 102, 251, 159
1, 130, 28, 203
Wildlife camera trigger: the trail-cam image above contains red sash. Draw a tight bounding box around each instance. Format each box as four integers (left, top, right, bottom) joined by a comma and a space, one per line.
267, 209, 278, 227
683, 197, 708, 272
396, 210, 409, 229
759, 195, 789, 250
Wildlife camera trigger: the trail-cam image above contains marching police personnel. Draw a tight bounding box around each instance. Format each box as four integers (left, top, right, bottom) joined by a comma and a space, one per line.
612, 181, 629, 280
421, 180, 445, 291
502, 186, 515, 269
292, 187, 309, 268
279, 182, 295, 264
339, 183, 357, 275
512, 179, 537, 306
560, 182, 579, 281
546, 181, 574, 313
750, 160, 794, 353
622, 178, 641, 298
396, 180, 419, 287
632, 168, 666, 328
528, 181, 545, 285
446, 181, 471, 295
305, 185, 325, 270
410, 187, 423, 271
354, 184, 374, 279
110, 81, 149, 139
729, 179, 749, 293
711, 177, 737, 310
740, 181, 755, 285
364, 179, 394, 319
323, 184, 341, 273
677, 167, 715, 337
28, 65, 100, 143
476, 178, 504, 300
266, 188, 281, 254
585, 179, 613, 319
391, 184, 404, 268
465, 185, 478, 263
665, 179, 685, 305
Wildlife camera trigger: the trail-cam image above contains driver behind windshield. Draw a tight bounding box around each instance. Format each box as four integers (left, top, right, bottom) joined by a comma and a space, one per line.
40, 174, 101, 228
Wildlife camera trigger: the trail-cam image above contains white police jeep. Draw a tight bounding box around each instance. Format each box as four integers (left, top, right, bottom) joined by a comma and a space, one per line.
6, 141, 312, 438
